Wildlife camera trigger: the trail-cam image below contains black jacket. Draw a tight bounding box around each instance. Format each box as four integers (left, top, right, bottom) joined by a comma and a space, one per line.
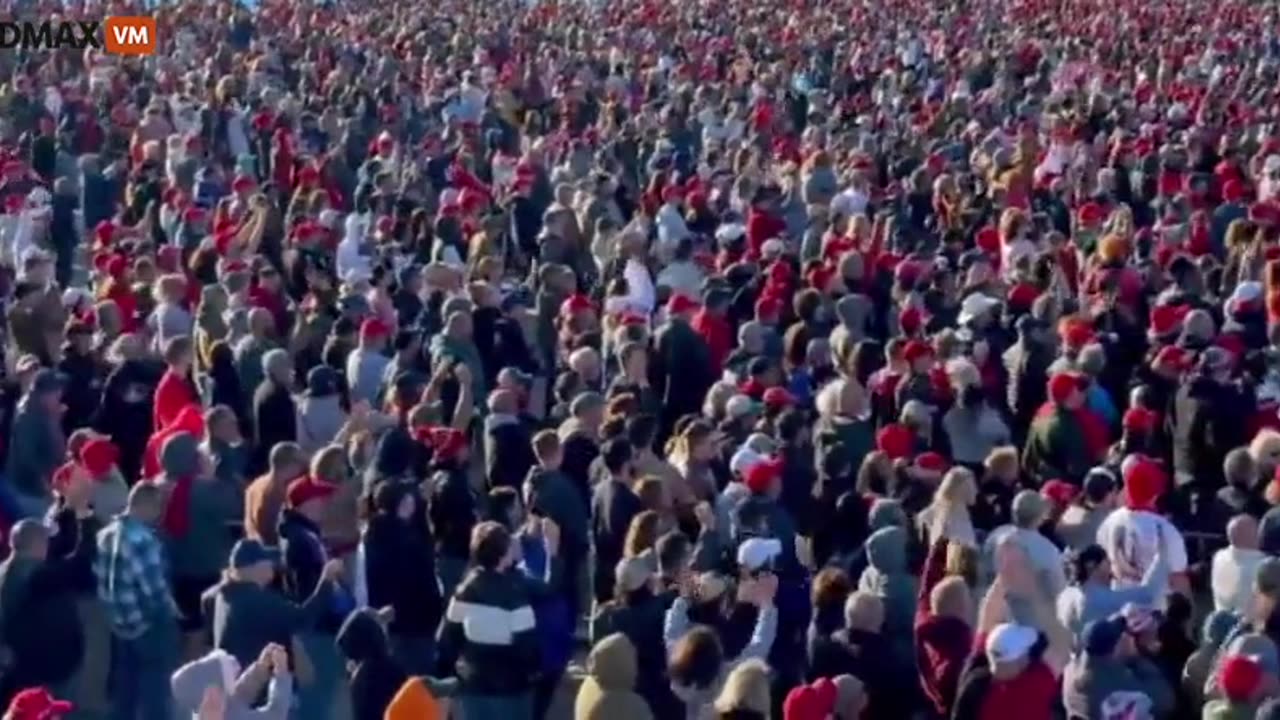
590, 591, 678, 717
363, 501, 442, 638
252, 379, 298, 473
427, 467, 477, 561
204, 575, 332, 668
94, 358, 162, 482
483, 414, 535, 492
0, 513, 97, 688
58, 347, 103, 435
560, 429, 599, 511
1003, 339, 1052, 443
590, 477, 641, 603
436, 567, 540, 695
337, 609, 407, 720
1170, 376, 1248, 490
652, 319, 714, 431
278, 509, 343, 634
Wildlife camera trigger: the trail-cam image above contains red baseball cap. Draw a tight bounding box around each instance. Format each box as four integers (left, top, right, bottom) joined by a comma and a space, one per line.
7, 687, 72, 720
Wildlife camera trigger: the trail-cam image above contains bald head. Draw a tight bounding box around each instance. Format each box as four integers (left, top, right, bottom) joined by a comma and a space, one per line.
1228, 515, 1259, 550
832, 675, 866, 720
8, 519, 48, 557
930, 575, 973, 621
127, 482, 166, 524
488, 388, 518, 415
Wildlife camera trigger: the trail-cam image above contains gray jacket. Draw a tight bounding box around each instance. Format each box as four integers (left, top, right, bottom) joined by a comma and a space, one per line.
171, 649, 291, 720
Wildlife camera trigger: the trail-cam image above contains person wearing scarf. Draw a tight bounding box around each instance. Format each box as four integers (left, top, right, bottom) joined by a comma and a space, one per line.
156, 431, 235, 659
153, 336, 199, 433
143, 403, 205, 479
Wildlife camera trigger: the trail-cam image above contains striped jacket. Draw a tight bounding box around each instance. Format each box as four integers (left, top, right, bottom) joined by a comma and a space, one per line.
436, 567, 540, 695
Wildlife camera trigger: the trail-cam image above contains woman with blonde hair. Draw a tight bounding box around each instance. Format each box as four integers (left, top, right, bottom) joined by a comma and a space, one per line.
1251, 429, 1280, 489
711, 659, 771, 720
917, 467, 978, 548
623, 510, 663, 565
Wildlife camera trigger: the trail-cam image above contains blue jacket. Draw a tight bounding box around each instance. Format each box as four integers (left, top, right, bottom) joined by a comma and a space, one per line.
517, 532, 572, 674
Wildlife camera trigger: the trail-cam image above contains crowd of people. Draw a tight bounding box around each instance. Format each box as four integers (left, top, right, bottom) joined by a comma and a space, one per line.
8, 0, 1280, 718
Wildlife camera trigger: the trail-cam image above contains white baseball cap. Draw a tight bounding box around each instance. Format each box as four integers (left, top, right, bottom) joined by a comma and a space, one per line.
736, 537, 782, 572
985, 623, 1038, 665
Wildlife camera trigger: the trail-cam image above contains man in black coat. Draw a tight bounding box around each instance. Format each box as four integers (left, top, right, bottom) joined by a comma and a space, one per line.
1169, 348, 1249, 530
59, 320, 103, 435
0, 486, 97, 705
590, 438, 642, 603
559, 392, 604, 509
652, 293, 715, 438
526, 429, 590, 619
1002, 315, 1054, 448
483, 389, 535, 491
252, 349, 298, 474
362, 481, 441, 675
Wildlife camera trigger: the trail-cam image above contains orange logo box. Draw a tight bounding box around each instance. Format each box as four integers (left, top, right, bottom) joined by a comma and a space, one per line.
103, 16, 155, 55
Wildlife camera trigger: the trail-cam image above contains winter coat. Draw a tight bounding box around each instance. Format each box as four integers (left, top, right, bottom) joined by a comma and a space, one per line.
435, 567, 540, 696
252, 379, 297, 472
278, 508, 343, 634
337, 609, 407, 720
484, 413, 535, 491
0, 513, 97, 688
575, 633, 655, 720
591, 477, 642, 602
362, 490, 442, 638
6, 396, 65, 497
591, 591, 673, 717
1171, 377, 1248, 490
857, 526, 918, 674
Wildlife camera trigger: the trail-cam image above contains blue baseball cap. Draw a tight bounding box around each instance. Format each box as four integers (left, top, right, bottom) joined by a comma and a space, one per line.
229, 539, 280, 569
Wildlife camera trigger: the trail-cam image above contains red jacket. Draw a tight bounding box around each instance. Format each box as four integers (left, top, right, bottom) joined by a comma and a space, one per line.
691, 309, 733, 374
153, 368, 197, 432
746, 207, 786, 259
915, 540, 973, 716
104, 281, 139, 333
143, 404, 205, 479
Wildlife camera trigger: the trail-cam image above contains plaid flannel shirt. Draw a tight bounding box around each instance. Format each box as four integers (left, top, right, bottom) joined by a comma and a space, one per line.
94, 515, 175, 639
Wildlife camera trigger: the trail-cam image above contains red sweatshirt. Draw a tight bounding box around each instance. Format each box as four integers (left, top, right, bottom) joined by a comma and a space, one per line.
153, 368, 197, 432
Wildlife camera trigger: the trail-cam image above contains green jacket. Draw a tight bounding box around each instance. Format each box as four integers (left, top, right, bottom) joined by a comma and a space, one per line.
1022, 407, 1090, 484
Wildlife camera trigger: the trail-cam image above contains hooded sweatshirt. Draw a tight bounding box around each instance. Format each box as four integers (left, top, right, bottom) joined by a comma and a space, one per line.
170, 648, 291, 720
857, 526, 918, 673
575, 633, 655, 720
337, 609, 407, 720
144, 403, 205, 478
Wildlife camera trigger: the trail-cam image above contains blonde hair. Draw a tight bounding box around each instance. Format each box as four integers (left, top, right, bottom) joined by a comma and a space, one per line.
713, 658, 772, 718
984, 446, 1019, 478
843, 591, 885, 632
935, 467, 978, 507
153, 273, 186, 302
1249, 429, 1280, 467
